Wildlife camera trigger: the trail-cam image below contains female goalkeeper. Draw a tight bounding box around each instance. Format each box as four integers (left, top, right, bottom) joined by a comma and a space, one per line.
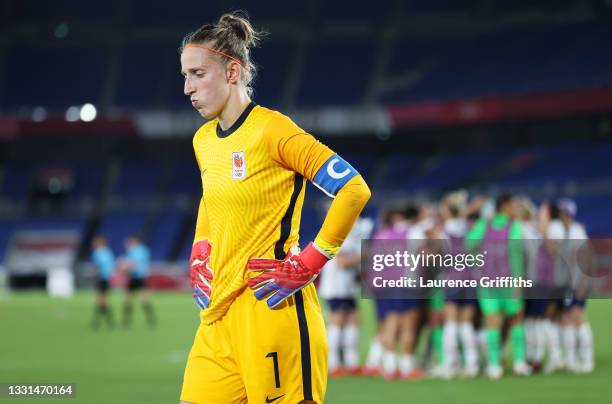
179, 11, 371, 404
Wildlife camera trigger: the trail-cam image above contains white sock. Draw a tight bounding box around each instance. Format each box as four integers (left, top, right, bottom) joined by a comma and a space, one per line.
328, 325, 341, 371
577, 322, 594, 368
365, 338, 383, 369
545, 320, 562, 364
342, 324, 360, 370
534, 319, 546, 362
459, 322, 478, 370
561, 325, 577, 367
398, 353, 415, 375
525, 318, 535, 361
442, 321, 458, 369
382, 350, 397, 376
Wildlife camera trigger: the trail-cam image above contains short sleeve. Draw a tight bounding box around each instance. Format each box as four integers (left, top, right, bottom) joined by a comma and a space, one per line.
572, 223, 588, 239
547, 221, 565, 239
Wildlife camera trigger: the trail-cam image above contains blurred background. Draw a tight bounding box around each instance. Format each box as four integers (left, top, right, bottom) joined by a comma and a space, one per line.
1, 0, 612, 403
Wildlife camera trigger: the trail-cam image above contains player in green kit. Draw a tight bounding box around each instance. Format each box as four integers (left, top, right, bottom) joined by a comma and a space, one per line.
465, 193, 530, 379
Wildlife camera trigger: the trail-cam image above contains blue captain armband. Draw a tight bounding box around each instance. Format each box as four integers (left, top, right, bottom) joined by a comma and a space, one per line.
312, 154, 358, 197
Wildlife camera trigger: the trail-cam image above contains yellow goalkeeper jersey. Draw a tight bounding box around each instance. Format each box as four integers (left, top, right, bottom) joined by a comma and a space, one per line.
193, 102, 368, 324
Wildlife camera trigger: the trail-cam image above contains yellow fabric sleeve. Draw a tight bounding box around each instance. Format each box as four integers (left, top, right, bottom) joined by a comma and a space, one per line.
264, 113, 371, 257
265, 114, 334, 181
314, 175, 371, 256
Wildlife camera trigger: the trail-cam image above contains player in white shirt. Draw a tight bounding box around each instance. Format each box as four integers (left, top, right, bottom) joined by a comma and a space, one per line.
319, 215, 374, 376
537, 202, 564, 374
362, 206, 415, 377
437, 192, 482, 379
546, 198, 594, 373
384, 202, 437, 380
520, 198, 549, 372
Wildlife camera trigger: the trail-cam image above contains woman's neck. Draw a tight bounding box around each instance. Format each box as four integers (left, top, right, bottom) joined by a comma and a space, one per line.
218, 91, 251, 130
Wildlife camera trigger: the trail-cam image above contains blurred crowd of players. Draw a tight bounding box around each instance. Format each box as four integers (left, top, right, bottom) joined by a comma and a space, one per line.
319, 191, 595, 380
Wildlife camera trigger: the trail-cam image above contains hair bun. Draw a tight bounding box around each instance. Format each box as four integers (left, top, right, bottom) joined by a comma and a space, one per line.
219, 12, 257, 46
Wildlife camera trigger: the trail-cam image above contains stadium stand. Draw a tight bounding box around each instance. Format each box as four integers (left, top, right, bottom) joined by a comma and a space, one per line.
2, 139, 611, 267
2, 2, 612, 111
0, 0, 611, 270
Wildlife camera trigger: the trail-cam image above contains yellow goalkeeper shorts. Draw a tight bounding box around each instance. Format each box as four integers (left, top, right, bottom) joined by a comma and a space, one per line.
180, 283, 328, 404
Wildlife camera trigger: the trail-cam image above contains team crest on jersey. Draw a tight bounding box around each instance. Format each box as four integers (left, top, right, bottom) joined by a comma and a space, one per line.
232, 151, 246, 180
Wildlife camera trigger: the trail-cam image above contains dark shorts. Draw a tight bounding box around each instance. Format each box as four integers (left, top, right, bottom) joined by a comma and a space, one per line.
524, 285, 564, 300
128, 277, 146, 292
524, 299, 550, 316
376, 299, 423, 320
327, 298, 357, 312
96, 278, 110, 293
562, 297, 586, 310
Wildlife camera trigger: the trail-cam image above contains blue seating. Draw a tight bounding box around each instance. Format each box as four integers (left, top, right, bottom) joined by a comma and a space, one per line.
0, 164, 32, 201
237, 0, 308, 21
115, 46, 174, 109
178, 219, 197, 262
9, 1, 114, 22
299, 206, 323, 249
3, 8, 612, 110
0, 219, 16, 264
167, 162, 201, 197
252, 40, 294, 107
383, 23, 612, 104
342, 153, 378, 184
377, 154, 420, 190
14, 217, 86, 232
573, 196, 612, 236
126, 0, 218, 26
3, 12, 612, 110
97, 211, 147, 255
70, 163, 106, 199
298, 39, 376, 106
4, 46, 106, 109
112, 162, 162, 198
316, 0, 395, 25
147, 209, 187, 261
405, 151, 509, 191
494, 144, 612, 187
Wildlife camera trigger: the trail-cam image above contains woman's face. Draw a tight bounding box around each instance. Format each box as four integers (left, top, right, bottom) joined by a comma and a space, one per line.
181, 45, 230, 119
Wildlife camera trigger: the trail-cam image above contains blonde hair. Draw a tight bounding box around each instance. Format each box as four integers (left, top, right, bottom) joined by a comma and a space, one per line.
518, 196, 536, 221
180, 11, 264, 97
442, 189, 468, 217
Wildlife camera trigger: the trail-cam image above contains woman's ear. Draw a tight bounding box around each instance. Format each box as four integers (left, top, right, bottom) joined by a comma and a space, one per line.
226, 62, 241, 84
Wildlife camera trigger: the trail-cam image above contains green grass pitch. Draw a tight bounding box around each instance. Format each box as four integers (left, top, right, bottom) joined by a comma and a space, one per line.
1, 292, 610, 403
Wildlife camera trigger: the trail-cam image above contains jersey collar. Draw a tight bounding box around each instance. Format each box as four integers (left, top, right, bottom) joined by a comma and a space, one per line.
216, 101, 257, 138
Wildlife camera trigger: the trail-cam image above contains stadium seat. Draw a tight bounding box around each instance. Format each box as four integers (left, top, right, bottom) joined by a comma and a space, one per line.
97, 211, 147, 255
146, 209, 188, 261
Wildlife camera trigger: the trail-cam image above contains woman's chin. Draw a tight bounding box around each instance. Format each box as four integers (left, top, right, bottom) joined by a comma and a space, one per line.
199, 108, 216, 120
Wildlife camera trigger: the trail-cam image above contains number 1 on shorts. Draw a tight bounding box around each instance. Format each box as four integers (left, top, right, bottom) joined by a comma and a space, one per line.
266, 352, 281, 388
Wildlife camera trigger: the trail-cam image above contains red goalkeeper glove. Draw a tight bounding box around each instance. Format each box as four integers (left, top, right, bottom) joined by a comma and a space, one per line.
190, 240, 213, 310
247, 242, 330, 308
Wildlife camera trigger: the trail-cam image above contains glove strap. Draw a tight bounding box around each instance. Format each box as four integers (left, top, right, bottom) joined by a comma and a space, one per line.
192, 240, 212, 259
299, 242, 330, 273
